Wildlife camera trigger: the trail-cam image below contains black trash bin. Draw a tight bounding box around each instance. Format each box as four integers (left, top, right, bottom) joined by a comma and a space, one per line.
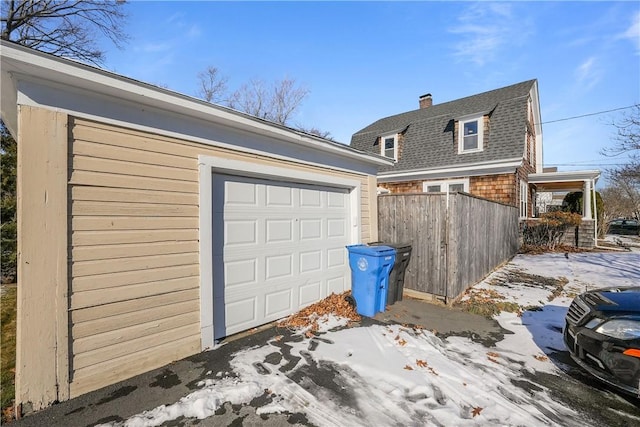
368, 242, 412, 306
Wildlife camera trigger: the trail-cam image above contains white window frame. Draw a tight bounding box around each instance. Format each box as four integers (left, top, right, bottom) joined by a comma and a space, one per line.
520, 180, 528, 218
458, 115, 484, 154
380, 134, 398, 161
422, 178, 469, 193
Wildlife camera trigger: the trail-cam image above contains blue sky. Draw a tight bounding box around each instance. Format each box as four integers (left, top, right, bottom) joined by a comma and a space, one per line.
101, 1, 640, 185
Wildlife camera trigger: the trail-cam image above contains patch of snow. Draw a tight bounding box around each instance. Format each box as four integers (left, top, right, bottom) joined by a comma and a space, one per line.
96, 378, 263, 427
103, 253, 639, 427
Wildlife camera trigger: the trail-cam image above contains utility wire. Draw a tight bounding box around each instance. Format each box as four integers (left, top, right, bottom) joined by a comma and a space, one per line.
547, 163, 630, 166
538, 104, 637, 125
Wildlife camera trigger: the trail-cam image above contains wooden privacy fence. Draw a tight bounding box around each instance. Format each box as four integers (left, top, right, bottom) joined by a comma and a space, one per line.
378, 193, 519, 302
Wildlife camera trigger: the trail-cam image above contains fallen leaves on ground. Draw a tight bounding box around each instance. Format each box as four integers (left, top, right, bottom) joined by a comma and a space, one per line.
534, 354, 548, 362
472, 406, 483, 417
454, 288, 521, 317
416, 359, 428, 368
277, 291, 361, 333
2, 406, 14, 424
404, 365, 413, 370
519, 244, 589, 255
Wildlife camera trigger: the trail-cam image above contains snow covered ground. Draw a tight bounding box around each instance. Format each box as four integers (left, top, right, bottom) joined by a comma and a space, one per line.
98, 252, 640, 427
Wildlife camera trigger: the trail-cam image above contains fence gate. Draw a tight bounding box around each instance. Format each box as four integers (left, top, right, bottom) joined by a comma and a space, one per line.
377, 193, 519, 302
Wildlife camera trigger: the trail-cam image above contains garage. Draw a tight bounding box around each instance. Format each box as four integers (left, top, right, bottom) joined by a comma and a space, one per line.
1, 40, 392, 410
212, 174, 351, 337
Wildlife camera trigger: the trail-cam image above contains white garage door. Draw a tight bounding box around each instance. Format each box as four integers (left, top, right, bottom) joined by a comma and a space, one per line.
212, 174, 351, 338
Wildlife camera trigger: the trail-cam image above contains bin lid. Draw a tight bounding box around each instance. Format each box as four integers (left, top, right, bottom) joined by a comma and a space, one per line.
368, 242, 411, 251
346, 244, 396, 256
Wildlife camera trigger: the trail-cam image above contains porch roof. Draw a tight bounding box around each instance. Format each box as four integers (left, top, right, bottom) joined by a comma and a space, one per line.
528, 170, 600, 191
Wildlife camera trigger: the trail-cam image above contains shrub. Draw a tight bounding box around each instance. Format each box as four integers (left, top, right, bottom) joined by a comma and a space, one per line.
563, 191, 605, 238
522, 211, 582, 250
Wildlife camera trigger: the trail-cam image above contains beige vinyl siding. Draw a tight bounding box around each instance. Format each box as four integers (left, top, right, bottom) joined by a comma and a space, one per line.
69, 117, 374, 397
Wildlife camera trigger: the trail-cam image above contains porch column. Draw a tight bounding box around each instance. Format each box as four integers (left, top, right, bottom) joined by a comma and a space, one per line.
583, 179, 592, 219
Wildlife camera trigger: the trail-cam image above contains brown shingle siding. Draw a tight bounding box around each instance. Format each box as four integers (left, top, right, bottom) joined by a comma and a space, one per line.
470, 174, 517, 206
379, 180, 423, 193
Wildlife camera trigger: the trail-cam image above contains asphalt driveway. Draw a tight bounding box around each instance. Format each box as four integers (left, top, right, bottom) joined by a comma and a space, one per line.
12, 298, 640, 427
10, 300, 510, 427
10, 269, 640, 426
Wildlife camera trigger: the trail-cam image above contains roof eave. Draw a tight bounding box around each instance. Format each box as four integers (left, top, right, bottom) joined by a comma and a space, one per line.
0, 41, 393, 168
529, 170, 601, 184
378, 158, 524, 182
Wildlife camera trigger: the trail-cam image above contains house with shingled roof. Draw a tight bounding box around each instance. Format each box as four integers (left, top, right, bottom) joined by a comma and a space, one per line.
350, 80, 543, 218
351, 79, 601, 247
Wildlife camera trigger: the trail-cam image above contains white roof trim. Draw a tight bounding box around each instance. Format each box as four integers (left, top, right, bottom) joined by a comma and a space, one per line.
0, 41, 392, 168
529, 170, 600, 183
378, 158, 523, 182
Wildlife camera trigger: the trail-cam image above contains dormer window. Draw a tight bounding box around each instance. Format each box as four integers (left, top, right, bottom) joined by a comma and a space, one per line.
381, 134, 398, 160
458, 115, 484, 153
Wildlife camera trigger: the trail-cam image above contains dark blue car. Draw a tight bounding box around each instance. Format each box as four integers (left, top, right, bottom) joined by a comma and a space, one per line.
607, 219, 640, 236
564, 287, 640, 397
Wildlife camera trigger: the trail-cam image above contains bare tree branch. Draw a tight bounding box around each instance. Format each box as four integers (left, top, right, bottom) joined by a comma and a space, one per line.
1, 0, 129, 65
196, 66, 228, 103
296, 125, 333, 140
271, 77, 308, 125
196, 66, 327, 137
602, 104, 640, 218
227, 77, 309, 126
601, 104, 640, 159
602, 171, 640, 220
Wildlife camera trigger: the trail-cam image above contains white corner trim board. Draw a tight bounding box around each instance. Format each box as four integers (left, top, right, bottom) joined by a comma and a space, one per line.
198, 155, 362, 350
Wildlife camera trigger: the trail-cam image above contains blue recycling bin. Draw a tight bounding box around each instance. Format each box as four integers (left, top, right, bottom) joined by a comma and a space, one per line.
346, 244, 396, 317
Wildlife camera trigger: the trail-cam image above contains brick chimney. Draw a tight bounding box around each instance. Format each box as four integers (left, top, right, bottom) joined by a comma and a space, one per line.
419, 93, 432, 109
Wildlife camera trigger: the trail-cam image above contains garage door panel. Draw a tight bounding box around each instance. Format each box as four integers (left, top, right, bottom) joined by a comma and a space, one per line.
300, 188, 322, 207
225, 220, 258, 246
327, 248, 347, 268
327, 276, 347, 295
213, 174, 350, 339
266, 219, 294, 243
264, 288, 293, 317
223, 297, 258, 332
265, 254, 293, 280
299, 250, 322, 273
224, 180, 258, 206
266, 185, 294, 207
300, 219, 322, 240
327, 191, 347, 207
327, 218, 347, 238
225, 258, 257, 287
299, 281, 321, 306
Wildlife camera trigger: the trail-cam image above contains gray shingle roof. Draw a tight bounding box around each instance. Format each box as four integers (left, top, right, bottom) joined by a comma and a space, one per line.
350, 80, 536, 173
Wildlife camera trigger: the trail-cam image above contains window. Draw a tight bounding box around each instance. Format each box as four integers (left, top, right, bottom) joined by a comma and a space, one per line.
520, 181, 528, 218
422, 179, 469, 193
458, 116, 484, 153
381, 134, 397, 160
